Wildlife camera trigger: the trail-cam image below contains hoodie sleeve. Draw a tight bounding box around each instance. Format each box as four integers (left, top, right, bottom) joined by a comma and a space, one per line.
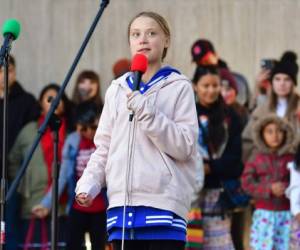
286, 162, 300, 216
127, 80, 198, 161
75, 85, 115, 199
290, 187, 300, 216
195, 149, 205, 191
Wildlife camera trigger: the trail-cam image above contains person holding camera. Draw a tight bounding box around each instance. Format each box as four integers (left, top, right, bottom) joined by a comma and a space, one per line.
249, 58, 279, 112
242, 51, 300, 162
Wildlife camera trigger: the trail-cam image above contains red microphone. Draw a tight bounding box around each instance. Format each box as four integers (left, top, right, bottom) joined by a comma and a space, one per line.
129, 54, 148, 121
130, 54, 148, 91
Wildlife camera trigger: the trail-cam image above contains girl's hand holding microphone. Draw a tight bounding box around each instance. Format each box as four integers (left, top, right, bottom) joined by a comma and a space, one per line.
75, 193, 93, 207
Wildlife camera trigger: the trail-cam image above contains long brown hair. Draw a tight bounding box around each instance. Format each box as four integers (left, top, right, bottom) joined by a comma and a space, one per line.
193, 65, 227, 152
268, 87, 300, 117
72, 70, 103, 107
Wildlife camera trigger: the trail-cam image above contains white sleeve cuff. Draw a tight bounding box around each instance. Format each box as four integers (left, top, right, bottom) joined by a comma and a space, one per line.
75, 183, 100, 199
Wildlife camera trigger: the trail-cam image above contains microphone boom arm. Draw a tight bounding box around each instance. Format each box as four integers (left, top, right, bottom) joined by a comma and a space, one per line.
6, 0, 109, 202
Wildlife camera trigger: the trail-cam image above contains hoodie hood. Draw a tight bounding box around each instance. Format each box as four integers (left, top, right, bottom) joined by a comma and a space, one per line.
252, 114, 294, 155
126, 66, 181, 94
113, 66, 188, 94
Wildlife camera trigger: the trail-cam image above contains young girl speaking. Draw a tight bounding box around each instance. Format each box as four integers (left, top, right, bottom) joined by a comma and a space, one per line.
75, 11, 199, 250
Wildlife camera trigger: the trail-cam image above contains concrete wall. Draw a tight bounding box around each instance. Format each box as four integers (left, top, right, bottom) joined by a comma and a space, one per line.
1, 0, 300, 99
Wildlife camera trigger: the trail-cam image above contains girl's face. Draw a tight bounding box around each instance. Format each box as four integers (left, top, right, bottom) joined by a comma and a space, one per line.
272, 73, 294, 98
221, 85, 237, 105
129, 16, 169, 65
194, 74, 221, 107
262, 122, 285, 150
78, 79, 98, 101
77, 120, 98, 141
40, 89, 64, 116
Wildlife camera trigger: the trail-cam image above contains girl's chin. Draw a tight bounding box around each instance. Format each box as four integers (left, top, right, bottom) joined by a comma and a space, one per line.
207, 98, 218, 104
201, 100, 217, 107
276, 91, 290, 97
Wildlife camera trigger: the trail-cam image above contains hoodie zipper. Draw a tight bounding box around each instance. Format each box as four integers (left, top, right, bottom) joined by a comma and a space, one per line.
118, 77, 163, 207
117, 73, 180, 205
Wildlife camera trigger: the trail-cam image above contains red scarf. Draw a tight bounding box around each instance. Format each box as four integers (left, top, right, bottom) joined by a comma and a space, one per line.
38, 115, 66, 191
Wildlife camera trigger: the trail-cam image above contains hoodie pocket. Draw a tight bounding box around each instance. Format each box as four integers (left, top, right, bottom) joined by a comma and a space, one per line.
132, 146, 172, 194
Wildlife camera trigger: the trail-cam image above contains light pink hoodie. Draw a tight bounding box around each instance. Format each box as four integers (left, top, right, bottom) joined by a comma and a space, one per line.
75, 71, 200, 220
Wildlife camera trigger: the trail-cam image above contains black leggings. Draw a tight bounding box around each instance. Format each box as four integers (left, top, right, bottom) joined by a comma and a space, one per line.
112, 240, 185, 250
66, 208, 106, 250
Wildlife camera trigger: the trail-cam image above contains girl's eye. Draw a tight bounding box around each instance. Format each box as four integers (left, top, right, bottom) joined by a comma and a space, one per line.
131, 32, 140, 38
147, 31, 156, 36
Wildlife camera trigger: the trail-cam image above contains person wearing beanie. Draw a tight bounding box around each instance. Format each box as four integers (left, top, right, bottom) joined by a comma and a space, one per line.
271, 51, 298, 85
242, 50, 300, 163
220, 68, 249, 129
220, 68, 238, 98
233, 72, 251, 108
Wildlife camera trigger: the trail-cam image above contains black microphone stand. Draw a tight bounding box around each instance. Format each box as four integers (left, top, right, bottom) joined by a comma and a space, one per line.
0, 52, 9, 250
6, 1, 110, 249
0, 33, 14, 68
48, 114, 61, 250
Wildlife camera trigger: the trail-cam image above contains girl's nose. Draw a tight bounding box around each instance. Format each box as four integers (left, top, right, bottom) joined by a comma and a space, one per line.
139, 33, 148, 44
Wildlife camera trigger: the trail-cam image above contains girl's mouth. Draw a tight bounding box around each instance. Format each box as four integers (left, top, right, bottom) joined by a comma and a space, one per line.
138, 48, 150, 53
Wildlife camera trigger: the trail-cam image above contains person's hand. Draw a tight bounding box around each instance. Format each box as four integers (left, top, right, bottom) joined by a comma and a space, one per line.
75, 193, 93, 207
271, 182, 286, 197
256, 69, 271, 85
256, 69, 271, 92
32, 205, 50, 219
127, 90, 154, 121
126, 91, 134, 99
127, 91, 145, 113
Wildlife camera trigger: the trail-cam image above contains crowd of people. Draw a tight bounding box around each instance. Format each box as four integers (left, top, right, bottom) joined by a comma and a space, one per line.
1, 10, 300, 250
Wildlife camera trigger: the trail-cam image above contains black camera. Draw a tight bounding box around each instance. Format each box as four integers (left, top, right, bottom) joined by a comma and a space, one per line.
260, 59, 276, 70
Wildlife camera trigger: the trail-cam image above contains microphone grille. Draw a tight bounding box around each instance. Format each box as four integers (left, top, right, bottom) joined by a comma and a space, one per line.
131, 54, 148, 73
2, 19, 21, 40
